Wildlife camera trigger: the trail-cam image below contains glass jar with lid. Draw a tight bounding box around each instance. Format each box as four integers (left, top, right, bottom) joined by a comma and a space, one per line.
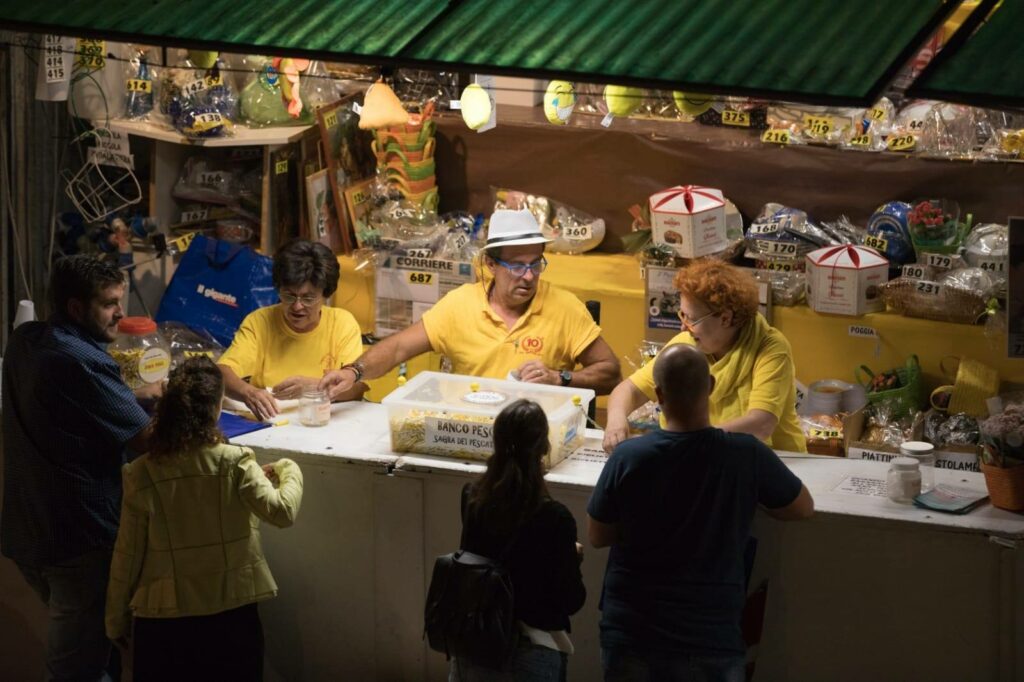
887, 456, 922, 504
899, 441, 936, 492
299, 388, 331, 427
108, 317, 171, 390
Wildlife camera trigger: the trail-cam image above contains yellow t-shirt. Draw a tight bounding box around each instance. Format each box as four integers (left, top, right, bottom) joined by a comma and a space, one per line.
629, 320, 807, 453
218, 305, 363, 389
421, 280, 602, 379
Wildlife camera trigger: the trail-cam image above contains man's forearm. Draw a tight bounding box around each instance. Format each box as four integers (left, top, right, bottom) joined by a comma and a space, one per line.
570, 360, 621, 396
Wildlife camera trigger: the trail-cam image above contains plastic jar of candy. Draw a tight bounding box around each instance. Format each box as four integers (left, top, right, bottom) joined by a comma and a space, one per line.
108, 317, 171, 390
299, 388, 331, 427
887, 457, 922, 504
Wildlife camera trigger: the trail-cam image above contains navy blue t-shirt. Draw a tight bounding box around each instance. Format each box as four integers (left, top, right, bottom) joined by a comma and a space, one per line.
1, 320, 150, 565
587, 427, 802, 655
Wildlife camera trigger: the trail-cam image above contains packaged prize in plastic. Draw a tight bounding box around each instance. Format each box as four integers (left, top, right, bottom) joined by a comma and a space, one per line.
123, 46, 156, 120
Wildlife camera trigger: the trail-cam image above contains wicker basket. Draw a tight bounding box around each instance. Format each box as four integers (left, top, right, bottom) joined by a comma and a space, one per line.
981, 463, 1024, 512
941, 356, 1000, 418
855, 355, 923, 418
880, 277, 988, 325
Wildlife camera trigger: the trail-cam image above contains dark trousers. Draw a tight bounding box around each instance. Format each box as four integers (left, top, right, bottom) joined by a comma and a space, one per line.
133, 603, 264, 682
17, 549, 116, 682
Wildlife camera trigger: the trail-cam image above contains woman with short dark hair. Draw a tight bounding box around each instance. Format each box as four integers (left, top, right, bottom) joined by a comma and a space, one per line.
452, 399, 586, 681
105, 357, 303, 681
218, 239, 365, 419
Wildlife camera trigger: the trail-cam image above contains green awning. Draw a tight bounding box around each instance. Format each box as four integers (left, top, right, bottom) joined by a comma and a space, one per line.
0, 0, 961, 106
907, 0, 1024, 110
0, 0, 448, 60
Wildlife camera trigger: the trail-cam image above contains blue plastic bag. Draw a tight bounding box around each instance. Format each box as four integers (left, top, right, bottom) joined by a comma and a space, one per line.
156, 235, 277, 347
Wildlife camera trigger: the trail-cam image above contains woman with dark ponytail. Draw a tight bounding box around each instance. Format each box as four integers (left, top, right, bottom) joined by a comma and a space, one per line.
105, 356, 303, 681
452, 399, 586, 681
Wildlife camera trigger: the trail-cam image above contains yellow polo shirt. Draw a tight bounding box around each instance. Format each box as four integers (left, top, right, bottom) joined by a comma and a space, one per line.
218, 305, 363, 389
421, 280, 601, 379
629, 325, 807, 453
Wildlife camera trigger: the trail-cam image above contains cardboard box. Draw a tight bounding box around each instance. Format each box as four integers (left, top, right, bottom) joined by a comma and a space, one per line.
806, 245, 889, 316
649, 185, 727, 258
842, 408, 981, 473
374, 255, 476, 337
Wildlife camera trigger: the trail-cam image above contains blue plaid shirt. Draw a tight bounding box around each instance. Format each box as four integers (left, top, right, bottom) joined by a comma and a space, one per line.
1, 319, 149, 565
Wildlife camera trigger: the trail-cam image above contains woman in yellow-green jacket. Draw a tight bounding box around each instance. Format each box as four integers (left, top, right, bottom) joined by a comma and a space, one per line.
105, 356, 303, 681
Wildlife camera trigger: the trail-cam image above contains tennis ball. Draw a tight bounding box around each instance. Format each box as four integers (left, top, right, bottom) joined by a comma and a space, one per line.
543, 81, 576, 125
604, 85, 642, 117
460, 83, 492, 130
672, 91, 714, 117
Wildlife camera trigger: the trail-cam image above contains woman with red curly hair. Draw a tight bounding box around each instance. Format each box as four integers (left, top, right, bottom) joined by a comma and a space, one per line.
603, 259, 805, 453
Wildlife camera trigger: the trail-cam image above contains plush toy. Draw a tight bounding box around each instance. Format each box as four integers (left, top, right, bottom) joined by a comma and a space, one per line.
272, 57, 311, 118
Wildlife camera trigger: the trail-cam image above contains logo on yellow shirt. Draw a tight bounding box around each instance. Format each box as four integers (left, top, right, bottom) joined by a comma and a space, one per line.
519, 336, 544, 354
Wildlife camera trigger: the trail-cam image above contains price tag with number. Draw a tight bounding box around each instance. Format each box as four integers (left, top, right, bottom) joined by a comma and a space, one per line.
924, 253, 954, 269
44, 35, 67, 83
181, 209, 209, 223
902, 264, 928, 280
76, 39, 105, 70
809, 428, 842, 439
563, 224, 593, 241
198, 170, 227, 187
979, 259, 1006, 273
452, 232, 469, 251
275, 160, 289, 175
869, 107, 886, 121
764, 260, 795, 272
170, 231, 199, 253
721, 109, 750, 127
126, 79, 152, 93
849, 133, 872, 147
406, 271, 434, 285
182, 77, 210, 97
323, 110, 339, 129
757, 240, 798, 256
887, 134, 916, 152
749, 221, 781, 235
406, 248, 432, 259
761, 129, 790, 145
915, 281, 942, 297
863, 235, 888, 252
804, 115, 834, 136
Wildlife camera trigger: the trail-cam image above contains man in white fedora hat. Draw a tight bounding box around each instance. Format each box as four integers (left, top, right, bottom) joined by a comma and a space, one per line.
320, 208, 620, 397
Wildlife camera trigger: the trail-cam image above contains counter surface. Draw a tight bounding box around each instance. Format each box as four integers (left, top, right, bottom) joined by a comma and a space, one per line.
233, 404, 1024, 540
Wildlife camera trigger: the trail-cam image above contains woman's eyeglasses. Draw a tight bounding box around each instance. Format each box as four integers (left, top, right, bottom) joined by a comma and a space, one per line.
677, 310, 717, 329
279, 292, 322, 307
495, 257, 548, 278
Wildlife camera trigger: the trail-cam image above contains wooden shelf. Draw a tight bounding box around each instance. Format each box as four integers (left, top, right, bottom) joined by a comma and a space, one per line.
97, 118, 314, 147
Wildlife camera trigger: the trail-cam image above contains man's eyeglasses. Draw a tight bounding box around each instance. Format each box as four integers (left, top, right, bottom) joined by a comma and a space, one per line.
677, 309, 717, 329
280, 292, 322, 307
495, 257, 548, 278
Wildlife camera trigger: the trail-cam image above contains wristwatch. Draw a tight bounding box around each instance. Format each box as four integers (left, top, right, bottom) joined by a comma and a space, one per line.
559, 370, 572, 387
341, 362, 364, 383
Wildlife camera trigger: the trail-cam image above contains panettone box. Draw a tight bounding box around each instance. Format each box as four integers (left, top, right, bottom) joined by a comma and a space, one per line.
806, 245, 889, 316
649, 185, 727, 258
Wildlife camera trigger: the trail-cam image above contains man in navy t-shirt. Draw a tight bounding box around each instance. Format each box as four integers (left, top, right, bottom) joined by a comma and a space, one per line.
588, 344, 813, 682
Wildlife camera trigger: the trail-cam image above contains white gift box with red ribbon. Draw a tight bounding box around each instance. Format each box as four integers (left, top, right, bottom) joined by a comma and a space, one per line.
649, 185, 727, 258
806, 245, 889, 316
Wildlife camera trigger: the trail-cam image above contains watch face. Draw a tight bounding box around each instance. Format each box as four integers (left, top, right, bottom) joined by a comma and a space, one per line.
560, 370, 572, 385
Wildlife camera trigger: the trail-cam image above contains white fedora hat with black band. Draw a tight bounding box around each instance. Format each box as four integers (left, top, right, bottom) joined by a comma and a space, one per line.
485, 209, 553, 249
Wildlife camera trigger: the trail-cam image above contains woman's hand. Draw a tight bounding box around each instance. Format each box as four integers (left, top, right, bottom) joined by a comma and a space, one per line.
271, 376, 318, 400
243, 385, 279, 421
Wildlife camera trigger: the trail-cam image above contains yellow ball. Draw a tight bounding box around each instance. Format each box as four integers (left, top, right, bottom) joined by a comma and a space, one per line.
460, 84, 492, 130
673, 91, 714, 116
604, 84, 642, 117
188, 50, 219, 69
543, 81, 576, 125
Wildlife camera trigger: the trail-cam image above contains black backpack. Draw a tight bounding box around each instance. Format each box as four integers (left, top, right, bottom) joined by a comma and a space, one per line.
424, 546, 518, 669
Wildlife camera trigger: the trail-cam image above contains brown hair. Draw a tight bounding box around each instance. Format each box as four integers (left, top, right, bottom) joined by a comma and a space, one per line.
674, 259, 760, 326
467, 399, 550, 535
149, 356, 225, 459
